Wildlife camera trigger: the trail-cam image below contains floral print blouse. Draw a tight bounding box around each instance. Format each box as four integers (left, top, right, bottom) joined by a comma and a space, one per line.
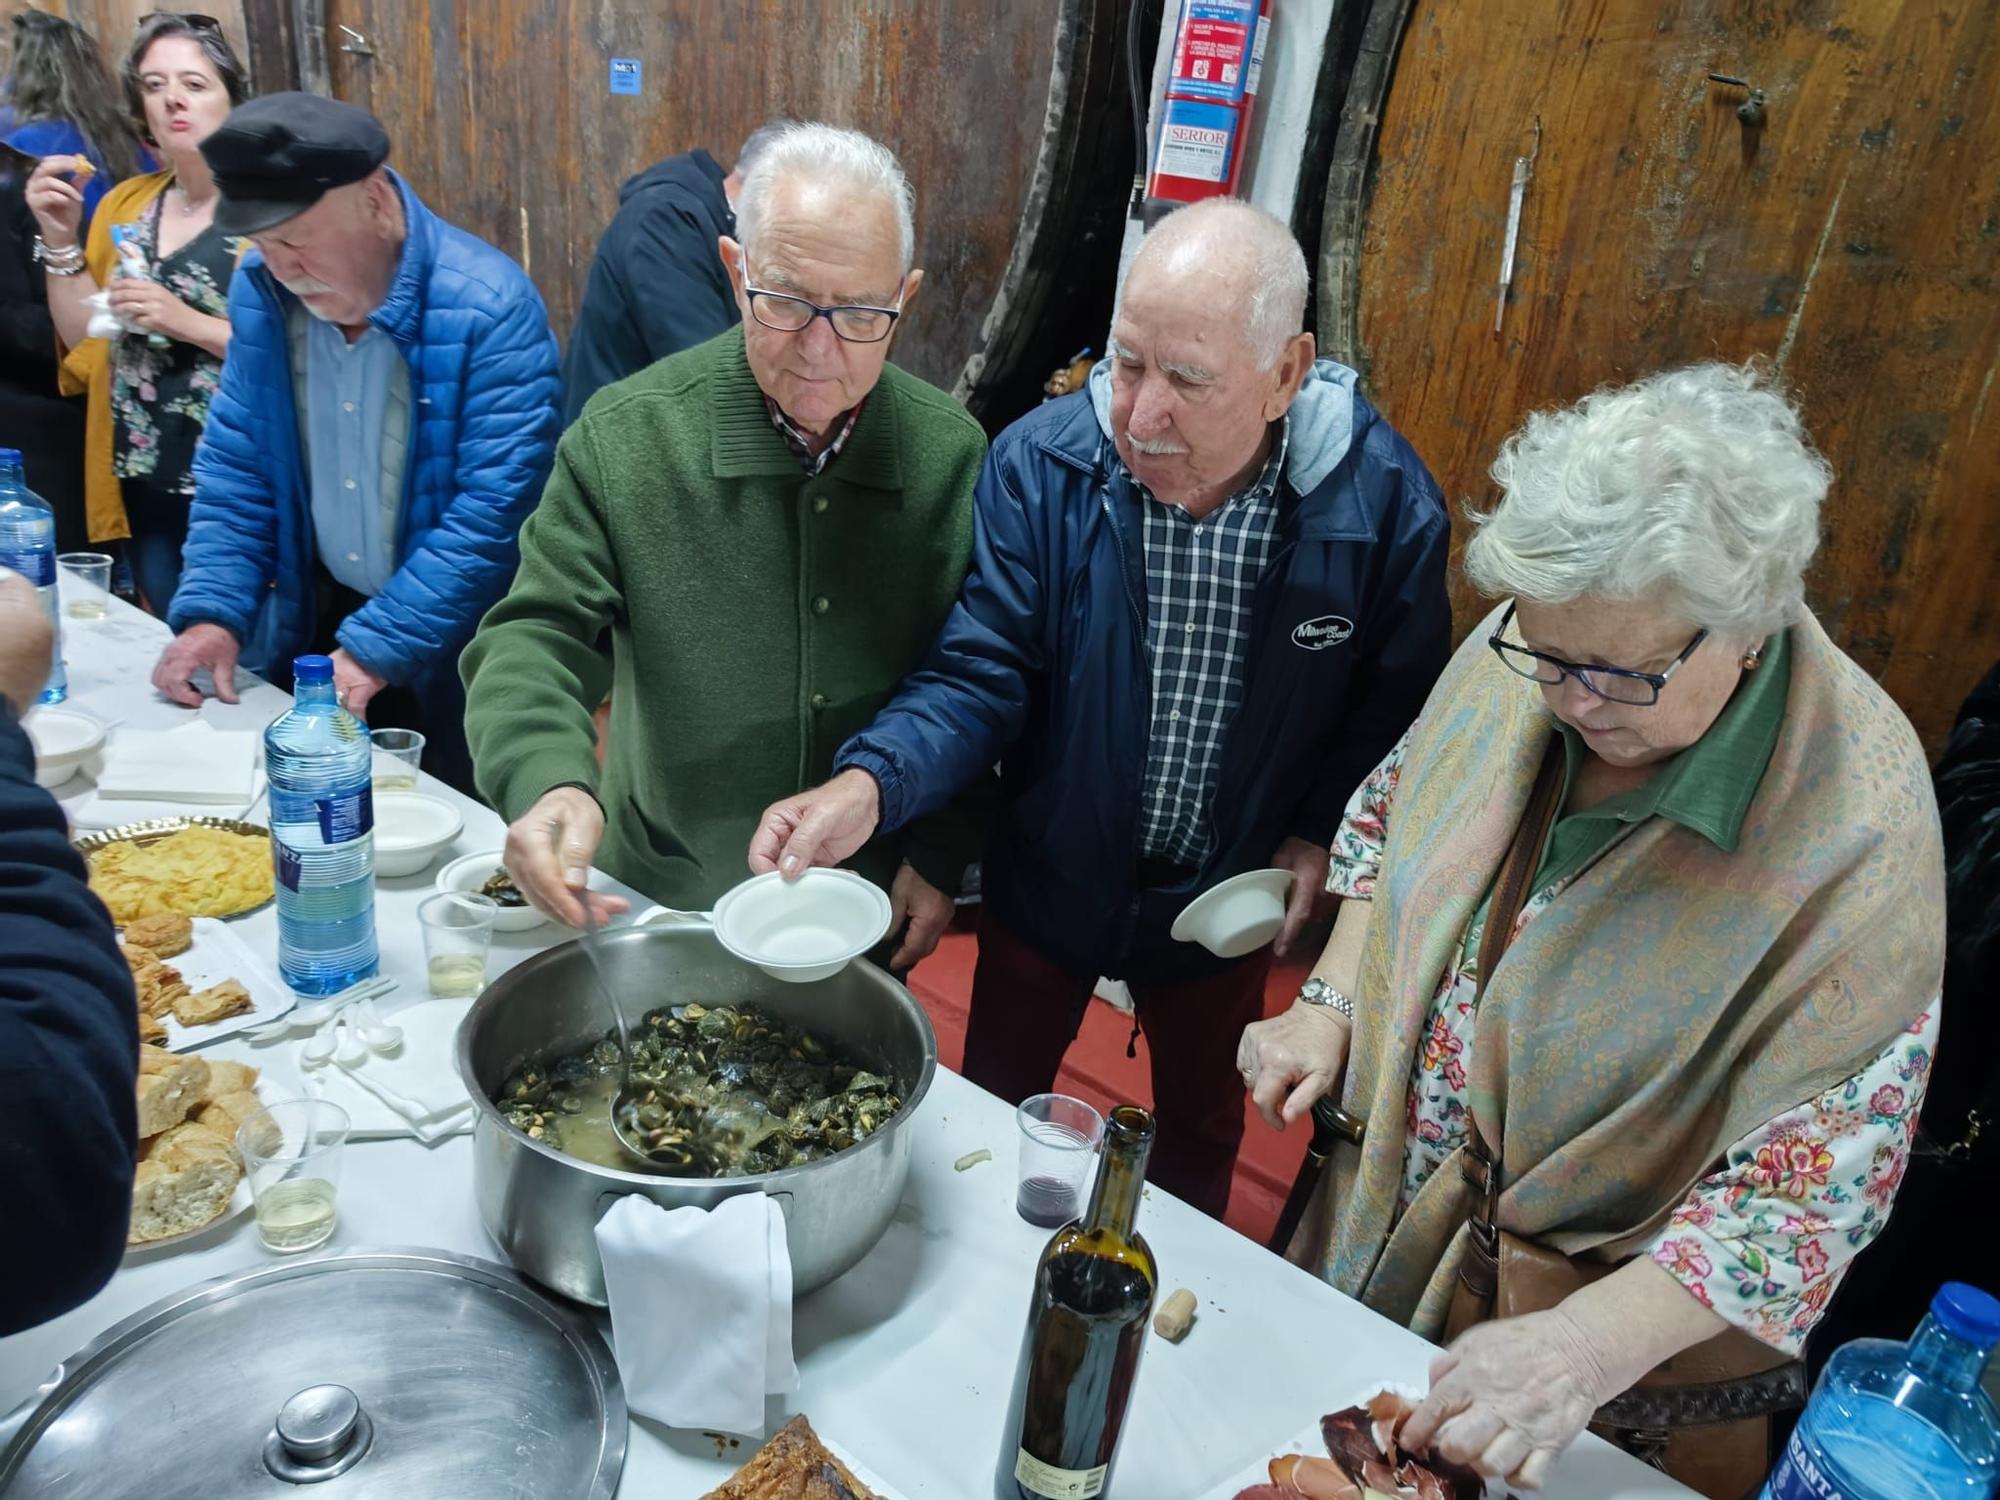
109, 191, 236, 496
1326, 730, 1939, 1355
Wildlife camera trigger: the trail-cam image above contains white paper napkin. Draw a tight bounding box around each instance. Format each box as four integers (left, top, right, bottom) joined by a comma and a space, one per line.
595, 1192, 798, 1434
314, 1000, 475, 1140
92, 721, 258, 804
68, 769, 267, 829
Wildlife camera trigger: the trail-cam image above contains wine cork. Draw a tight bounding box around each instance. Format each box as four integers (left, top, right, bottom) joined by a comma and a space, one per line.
1153, 1287, 1197, 1342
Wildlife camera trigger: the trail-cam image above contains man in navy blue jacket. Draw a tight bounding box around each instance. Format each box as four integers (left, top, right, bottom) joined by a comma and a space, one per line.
0, 569, 138, 1334
753, 201, 1451, 1217
561, 123, 787, 424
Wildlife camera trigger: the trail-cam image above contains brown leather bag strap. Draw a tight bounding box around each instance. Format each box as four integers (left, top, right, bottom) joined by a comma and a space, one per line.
1462, 734, 1567, 1212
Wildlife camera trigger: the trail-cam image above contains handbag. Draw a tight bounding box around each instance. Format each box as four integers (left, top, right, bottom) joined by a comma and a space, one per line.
1441, 738, 1807, 1500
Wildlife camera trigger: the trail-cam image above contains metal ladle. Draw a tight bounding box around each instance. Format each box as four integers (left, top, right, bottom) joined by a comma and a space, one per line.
570, 888, 655, 1165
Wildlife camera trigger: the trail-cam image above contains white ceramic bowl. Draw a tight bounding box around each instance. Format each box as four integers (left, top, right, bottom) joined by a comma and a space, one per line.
435, 849, 550, 931
371, 792, 464, 877
636, 869, 892, 983
1170, 868, 1297, 958
23, 707, 105, 788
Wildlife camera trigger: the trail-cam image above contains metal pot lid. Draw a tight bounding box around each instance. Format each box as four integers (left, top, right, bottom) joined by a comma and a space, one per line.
0, 1247, 625, 1500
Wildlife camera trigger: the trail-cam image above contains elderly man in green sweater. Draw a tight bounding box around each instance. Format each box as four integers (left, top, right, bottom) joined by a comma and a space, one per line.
462, 123, 987, 968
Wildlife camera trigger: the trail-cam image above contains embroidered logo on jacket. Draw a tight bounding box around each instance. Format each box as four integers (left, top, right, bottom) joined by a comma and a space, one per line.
1291, 614, 1354, 651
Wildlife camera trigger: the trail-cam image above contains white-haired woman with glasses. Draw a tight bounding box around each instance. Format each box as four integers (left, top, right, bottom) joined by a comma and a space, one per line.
1237, 362, 1944, 1495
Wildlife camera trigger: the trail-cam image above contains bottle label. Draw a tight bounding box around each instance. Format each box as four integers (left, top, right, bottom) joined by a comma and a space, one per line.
274, 840, 303, 893
0, 546, 55, 587
316, 787, 373, 845
1013, 1450, 1107, 1499
1765, 1429, 1856, 1499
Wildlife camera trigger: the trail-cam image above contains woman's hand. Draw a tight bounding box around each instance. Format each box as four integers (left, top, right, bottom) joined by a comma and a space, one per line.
24, 156, 88, 248
1400, 1310, 1609, 1490
1237, 1001, 1351, 1130
108, 278, 195, 340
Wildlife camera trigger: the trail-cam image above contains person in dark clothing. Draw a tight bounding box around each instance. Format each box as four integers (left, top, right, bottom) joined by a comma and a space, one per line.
0, 140, 89, 554
1808, 657, 2000, 1389
0, 568, 139, 1336
560, 122, 787, 424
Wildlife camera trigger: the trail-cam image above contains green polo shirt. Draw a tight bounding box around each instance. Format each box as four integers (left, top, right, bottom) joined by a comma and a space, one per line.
1464, 629, 1792, 957
1537, 626, 1792, 888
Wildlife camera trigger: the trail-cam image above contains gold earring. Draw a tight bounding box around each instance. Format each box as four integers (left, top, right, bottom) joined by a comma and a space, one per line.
1740, 647, 1763, 671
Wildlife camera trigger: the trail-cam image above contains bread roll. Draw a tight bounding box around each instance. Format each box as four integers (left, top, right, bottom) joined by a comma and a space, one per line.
128, 1128, 241, 1244
194, 1090, 274, 1158
134, 1047, 209, 1137
203, 1059, 259, 1095
125, 914, 193, 958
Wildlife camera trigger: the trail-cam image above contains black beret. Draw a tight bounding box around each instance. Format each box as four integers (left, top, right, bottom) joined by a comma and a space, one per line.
201, 92, 391, 236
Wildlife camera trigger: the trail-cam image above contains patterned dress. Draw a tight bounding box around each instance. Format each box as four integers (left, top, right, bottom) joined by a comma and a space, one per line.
108, 192, 236, 496
1327, 730, 1939, 1354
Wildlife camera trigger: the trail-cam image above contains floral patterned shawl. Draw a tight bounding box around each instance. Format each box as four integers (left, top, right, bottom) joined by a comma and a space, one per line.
1301, 604, 1944, 1339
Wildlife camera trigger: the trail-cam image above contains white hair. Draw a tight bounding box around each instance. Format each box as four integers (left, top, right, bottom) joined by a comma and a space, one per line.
1463, 361, 1829, 639
1125, 197, 1308, 367
733, 119, 793, 177
733, 122, 915, 273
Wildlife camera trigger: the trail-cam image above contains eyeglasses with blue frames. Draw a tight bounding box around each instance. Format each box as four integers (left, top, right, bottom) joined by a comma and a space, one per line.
1486, 602, 1708, 706
742, 279, 904, 344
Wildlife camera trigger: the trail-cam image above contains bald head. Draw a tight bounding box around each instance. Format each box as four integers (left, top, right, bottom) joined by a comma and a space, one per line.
1125, 198, 1308, 369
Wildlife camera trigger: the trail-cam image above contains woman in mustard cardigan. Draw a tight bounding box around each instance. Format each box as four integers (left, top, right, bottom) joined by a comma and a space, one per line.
25, 13, 248, 613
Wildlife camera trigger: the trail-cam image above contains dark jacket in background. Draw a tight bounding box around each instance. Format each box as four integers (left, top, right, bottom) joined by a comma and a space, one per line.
561, 150, 740, 425
837, 360, 1453, 981
0, 161, 89, 553
0, 714, 137, 1335
1809, 657, 2000, 1393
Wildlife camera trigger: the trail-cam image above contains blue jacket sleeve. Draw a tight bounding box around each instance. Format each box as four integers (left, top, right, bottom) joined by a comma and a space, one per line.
0, 717, 138, 1335
1290, 437, 1454, 846
336, 291, 562, 685
169, 273, 283, 638
836, 441, 1049, 833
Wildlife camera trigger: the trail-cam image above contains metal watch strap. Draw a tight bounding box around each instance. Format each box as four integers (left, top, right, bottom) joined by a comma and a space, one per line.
1296, 976, 1355, 1022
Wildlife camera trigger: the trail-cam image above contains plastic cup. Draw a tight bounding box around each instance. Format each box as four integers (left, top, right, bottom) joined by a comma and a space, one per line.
420, 891, 498, 997
238, 1098, 350, 1253
1014, 1093, 1105, 1227
370, 727, 425, 791
57, 552, 113, 620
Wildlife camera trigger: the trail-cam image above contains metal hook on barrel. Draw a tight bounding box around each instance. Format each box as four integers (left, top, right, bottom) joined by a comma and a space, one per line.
1493, 115, 1541, 338
1707, 73, 1767, 128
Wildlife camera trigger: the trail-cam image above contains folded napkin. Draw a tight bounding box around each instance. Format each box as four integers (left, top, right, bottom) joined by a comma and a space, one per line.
321, 999, 474, 1141
94, 721, 258, 805
596, 1193, 798, 1434
68, 769, 267, 830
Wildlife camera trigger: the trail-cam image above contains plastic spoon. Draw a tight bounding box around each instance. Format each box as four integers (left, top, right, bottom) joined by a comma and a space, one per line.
353, 997, 403, 1054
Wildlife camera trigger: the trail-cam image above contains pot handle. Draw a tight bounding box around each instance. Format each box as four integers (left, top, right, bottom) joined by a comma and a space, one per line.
631, 905, 715, 930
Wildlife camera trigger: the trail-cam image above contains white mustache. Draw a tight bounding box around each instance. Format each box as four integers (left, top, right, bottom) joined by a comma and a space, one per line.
278, 275, 338, 297
1125, 433, 1189, 456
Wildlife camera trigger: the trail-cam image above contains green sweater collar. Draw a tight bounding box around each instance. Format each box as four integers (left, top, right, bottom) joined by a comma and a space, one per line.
1555, 624, 1793, 853
706, 326, 906, 491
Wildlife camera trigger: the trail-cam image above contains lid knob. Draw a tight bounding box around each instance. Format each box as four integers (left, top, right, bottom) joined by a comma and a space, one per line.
277, 1384, 361, 1462
265, 1383, 372, 1481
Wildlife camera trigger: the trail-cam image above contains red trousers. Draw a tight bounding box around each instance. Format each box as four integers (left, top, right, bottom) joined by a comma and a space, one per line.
961, 915, 1272, 1220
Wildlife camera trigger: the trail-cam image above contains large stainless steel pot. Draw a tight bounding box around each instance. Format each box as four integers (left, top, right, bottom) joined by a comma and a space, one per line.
456, 922, 936, 1305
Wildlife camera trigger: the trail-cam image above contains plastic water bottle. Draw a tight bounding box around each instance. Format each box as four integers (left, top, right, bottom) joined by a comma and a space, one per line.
1765, 1282, 2000, 1499
265, 654, 378, 995
0, 448, 66, 704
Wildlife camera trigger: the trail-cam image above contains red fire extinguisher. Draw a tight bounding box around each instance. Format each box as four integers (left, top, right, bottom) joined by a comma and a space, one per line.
1145, 0, 1272, 210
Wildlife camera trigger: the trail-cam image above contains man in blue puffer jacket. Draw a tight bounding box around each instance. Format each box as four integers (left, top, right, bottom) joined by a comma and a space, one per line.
150, 95, 560, 791
753, 201, 1452, 1217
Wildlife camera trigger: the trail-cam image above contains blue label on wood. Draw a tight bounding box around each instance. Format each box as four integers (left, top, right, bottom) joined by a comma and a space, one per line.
609, 57, 642, 95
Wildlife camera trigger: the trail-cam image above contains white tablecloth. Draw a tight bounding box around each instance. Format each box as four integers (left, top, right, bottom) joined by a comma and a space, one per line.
0, 590, 1695, 1499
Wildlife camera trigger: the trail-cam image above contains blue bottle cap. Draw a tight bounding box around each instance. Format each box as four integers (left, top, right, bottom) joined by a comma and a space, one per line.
1932, 1283, 2000, 1346
294, 654, 335, 684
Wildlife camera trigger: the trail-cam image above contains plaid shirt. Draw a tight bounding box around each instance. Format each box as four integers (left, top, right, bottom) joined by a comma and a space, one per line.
766, 395, 865, 475
1135, 422, 1289, 867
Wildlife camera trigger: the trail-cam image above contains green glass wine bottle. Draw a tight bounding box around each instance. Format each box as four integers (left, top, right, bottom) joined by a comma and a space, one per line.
994, 1104, 1158, 1500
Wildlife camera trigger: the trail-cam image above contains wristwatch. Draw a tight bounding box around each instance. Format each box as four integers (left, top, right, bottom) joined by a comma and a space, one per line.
1296, 976, 1355, 1023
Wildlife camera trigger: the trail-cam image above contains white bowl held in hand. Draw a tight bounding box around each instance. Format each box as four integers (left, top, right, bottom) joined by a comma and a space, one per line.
23, 707, 105, 788
435, 849, 549, 931
371, 792, 464, 877
652, 868, 892, 983
1170, 868, 1297, 959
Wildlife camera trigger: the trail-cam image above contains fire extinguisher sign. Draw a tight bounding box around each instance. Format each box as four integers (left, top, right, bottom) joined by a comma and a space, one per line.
1157, 102, 1238, 184
1168, 0, 1259, 105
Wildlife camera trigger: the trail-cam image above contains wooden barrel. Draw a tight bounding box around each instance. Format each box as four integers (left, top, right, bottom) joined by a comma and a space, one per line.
311, 0, 1129, 413
1318, 0, 2000, 754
